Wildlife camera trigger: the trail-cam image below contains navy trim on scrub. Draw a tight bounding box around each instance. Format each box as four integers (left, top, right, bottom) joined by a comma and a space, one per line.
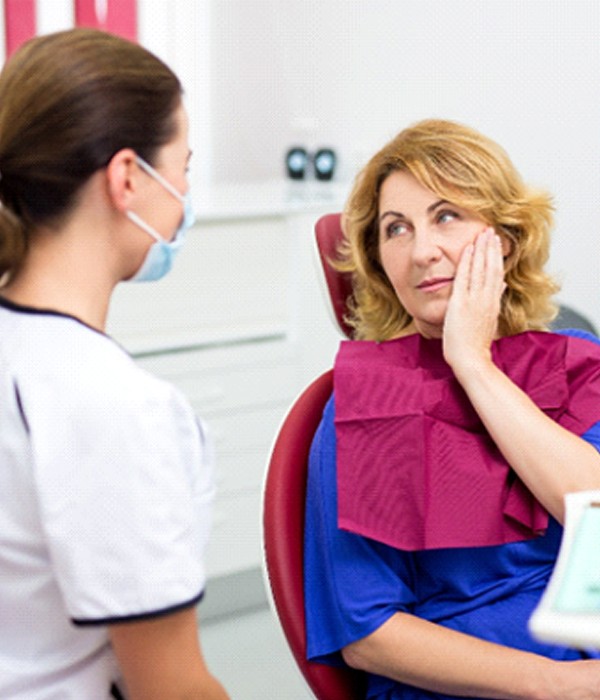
72, 589, 205, 627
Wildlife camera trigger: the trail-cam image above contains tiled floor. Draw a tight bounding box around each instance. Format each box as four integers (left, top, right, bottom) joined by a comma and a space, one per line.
201, 605, 313, 699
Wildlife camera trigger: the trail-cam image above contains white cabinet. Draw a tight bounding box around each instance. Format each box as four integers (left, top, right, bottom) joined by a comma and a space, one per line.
106, 180, 346, 581
108, 216, 289, 355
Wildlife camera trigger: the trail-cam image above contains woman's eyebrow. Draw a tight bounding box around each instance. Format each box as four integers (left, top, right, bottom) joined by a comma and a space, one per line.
427, 199, 449, 213
378, 210, 404, 224
378, 200, 449, 224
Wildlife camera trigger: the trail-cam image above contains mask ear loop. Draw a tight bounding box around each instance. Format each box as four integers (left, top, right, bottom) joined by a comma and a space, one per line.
135, 156, 185, 203
125, 210, 162, 242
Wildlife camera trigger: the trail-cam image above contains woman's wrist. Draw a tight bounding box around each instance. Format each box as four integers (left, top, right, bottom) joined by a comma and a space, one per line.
446, 347, 495, 386
525, 657, 560, 700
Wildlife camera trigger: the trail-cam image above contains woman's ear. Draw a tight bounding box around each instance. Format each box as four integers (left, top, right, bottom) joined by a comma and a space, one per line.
497, 225, 516, 260
105, 148, 138, 213
501, 236, 513, 259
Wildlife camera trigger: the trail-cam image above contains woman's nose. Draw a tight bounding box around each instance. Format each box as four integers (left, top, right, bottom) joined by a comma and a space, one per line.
411, 227, 442, 266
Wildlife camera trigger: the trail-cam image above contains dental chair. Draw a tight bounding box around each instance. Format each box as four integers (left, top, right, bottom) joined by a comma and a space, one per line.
262, 213, 365, 699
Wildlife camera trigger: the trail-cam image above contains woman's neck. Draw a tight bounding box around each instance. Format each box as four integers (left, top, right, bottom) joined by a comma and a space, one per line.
1, 223, 117, 332
1, 274, 112, 332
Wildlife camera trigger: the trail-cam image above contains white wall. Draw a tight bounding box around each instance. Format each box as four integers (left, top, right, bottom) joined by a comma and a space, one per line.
139, 1, 212, 204
209, 0, 600, 329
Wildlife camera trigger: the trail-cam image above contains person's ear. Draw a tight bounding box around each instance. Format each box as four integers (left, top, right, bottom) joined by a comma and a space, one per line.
105, 148, 138, 213
497, 225, 516, 260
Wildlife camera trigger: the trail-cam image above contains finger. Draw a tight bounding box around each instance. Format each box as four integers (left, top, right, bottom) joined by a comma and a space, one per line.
479, 233, 506, 314
453, 240, 474, 296
487, 233, 506, 297
469, 228, 493, 292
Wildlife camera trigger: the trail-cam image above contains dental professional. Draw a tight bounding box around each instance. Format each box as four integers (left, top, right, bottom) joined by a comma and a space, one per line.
0, 29, 229, 699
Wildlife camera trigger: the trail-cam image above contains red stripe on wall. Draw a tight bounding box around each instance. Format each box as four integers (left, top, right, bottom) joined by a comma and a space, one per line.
74, 0, 137, 42
4, 0, 36, 57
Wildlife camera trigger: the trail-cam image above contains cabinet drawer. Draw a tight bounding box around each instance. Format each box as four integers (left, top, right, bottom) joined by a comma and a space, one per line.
107, 218, 289, 353
205, 491, 262, 578
137, 342, 301, 415
208, 403, 291, 495
144, 357, 298, 418
176, 363, 298, 416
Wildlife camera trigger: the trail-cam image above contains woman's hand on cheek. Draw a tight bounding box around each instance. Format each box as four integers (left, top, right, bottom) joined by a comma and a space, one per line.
442, 228, 506, 374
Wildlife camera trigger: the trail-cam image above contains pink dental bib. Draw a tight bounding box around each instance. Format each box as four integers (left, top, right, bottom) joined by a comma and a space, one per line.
334, 331, 600, 550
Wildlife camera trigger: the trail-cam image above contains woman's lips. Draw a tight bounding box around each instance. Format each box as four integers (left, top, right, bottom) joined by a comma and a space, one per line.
417, 277, 454, 292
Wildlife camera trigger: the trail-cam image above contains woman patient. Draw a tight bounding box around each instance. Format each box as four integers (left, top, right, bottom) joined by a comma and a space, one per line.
304, 119, 600, 699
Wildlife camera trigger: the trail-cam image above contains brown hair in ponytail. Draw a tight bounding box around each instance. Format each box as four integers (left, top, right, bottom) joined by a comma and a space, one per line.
0, 27, 182, 280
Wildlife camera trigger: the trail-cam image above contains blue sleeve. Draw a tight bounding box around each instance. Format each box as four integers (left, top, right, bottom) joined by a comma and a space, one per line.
303, 394, 416, 666
581, 422, 600, 451
555, 327, 600, 345
556, 328, 600, 451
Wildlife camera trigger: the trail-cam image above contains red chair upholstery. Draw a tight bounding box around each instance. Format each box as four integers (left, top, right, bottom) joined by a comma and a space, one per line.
314, 213, 354, 338
263, 213, 366, 699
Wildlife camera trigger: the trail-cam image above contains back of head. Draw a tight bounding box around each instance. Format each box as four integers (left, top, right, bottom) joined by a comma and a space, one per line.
0, 28, 182, 280
341, 118, 558, 340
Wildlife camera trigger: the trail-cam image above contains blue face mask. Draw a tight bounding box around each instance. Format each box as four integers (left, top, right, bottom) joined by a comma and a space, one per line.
126, 156, 195, 283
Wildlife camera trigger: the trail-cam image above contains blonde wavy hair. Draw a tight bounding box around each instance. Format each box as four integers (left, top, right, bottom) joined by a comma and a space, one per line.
337, 119, 559, 341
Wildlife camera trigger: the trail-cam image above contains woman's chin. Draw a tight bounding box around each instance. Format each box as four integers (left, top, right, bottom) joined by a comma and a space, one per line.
411, 315, 445, 339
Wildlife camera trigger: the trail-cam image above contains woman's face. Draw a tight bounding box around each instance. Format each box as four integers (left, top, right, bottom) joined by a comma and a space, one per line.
149, 102, 192, 239
377, 170, 501, 339
132, 102, 192, 243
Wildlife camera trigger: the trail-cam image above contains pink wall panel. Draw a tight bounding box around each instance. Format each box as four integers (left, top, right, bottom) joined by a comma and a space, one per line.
3, 1, 138, 60
4, 0, 36, 57
74, 0, 137, 42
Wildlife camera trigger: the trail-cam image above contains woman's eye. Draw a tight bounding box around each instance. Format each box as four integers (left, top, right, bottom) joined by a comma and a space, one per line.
385, 221, 409, 238
437, 210, 459, 224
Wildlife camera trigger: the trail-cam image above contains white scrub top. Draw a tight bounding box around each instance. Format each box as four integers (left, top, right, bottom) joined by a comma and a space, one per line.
0, 298, 215, 699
